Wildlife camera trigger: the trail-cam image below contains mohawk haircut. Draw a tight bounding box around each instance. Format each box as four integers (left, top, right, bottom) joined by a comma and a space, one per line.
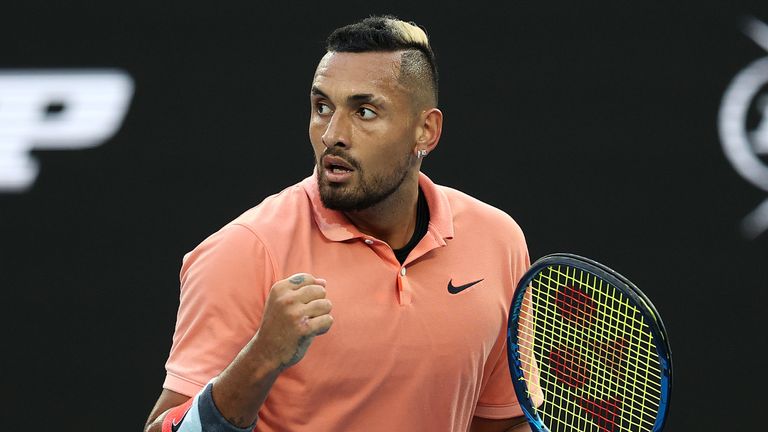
326, 16, 439, 107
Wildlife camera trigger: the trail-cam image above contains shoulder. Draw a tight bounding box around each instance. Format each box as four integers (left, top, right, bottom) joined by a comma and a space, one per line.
230, 180, 311, 236
438, 184, 525, 243
182, 179, 310, 269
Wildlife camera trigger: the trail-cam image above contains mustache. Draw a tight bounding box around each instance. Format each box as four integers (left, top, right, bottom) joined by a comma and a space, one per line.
320, 148, 361, 170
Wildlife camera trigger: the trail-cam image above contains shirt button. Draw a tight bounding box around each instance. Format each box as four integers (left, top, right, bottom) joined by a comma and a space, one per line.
364, 239, 374, 245
400, 267, 407, 276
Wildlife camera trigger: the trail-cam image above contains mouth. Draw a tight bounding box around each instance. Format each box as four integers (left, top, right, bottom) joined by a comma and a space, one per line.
322, 155, 356, 177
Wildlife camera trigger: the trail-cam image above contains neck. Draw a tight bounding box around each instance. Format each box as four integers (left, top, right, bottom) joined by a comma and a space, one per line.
344, 172, 420, 249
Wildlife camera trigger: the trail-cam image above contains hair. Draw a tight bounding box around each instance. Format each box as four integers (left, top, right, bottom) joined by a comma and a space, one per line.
325, 15, 438, 107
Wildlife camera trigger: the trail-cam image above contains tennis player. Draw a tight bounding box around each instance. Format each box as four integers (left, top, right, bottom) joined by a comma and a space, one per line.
144, 16, 532, 432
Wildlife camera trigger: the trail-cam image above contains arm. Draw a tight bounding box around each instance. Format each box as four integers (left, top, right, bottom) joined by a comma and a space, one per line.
144, 389, 190, 432
470, 415, 531, 432
143, 273, 333, 432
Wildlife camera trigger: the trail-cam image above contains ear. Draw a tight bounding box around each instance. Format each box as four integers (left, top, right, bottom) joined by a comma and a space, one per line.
414, 108, 443, 155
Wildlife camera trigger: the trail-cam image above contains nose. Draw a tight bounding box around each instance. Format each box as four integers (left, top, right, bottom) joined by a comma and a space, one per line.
321, 112, 351, 149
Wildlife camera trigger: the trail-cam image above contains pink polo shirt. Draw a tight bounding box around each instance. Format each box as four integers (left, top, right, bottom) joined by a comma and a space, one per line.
164, 172, 531, 431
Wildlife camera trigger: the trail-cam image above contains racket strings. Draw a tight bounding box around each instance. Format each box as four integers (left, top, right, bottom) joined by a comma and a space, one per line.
516, 265, 663, 432
518, 278, 663, 382
517, 305, 662, 403
546, 269, 655, 431
541, 267, 656, 431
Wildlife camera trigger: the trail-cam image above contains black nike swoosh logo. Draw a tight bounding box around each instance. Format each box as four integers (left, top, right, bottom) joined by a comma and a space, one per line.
447, 278, 484, 294
171, 409, 189, 432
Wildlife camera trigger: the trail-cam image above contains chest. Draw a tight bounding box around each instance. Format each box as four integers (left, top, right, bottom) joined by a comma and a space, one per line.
280, 238, 512, 377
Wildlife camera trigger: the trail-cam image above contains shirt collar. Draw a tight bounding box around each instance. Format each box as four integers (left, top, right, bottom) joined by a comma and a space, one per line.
300, 170, 455, 243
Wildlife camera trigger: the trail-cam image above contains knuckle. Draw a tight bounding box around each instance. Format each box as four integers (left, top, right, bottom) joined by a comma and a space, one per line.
299, 323, 315, 337
287, 273, 313, 284
270, 282, 291, 295
276, 294, 296, 308
288, 309, 303, 321
301, 284, 324, 300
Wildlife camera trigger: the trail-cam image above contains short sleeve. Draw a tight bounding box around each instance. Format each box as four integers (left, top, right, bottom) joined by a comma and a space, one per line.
474, 331, 524, 419
163, 223, 277, 397
474, 232, 531, 419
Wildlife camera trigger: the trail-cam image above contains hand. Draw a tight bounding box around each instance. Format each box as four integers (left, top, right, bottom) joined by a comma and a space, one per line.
256, 273, 334, 371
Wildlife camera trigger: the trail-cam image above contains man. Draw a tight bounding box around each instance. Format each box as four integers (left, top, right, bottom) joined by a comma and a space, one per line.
145, 16, 533, 432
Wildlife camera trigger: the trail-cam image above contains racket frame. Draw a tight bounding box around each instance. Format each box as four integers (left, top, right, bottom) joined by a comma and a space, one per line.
506, 253, 673, 432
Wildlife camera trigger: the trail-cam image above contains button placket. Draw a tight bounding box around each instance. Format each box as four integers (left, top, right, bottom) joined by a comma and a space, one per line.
397, 265, 412, 305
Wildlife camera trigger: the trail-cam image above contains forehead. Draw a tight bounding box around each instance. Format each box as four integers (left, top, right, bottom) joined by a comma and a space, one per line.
312, 51, 406, 99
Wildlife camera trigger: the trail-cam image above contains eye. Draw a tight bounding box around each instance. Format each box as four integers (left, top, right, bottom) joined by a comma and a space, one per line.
316, 103, 332, 115
357, 107, 377, 120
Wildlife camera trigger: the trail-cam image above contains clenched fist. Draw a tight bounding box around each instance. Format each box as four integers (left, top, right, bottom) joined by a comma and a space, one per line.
256, 273, 334, 371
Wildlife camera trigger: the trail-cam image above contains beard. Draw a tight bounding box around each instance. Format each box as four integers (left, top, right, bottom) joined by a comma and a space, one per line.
317, 148, 414, 212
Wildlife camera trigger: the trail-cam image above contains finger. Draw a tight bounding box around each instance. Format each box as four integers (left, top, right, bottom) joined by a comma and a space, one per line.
315, 278, 327, 287
285, 273, 316, 289
303, 298, 332, 318
294, 283, 327, 303
306, 314, 334, 336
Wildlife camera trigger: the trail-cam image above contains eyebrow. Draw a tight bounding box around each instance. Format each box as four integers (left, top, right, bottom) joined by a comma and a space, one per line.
311, 86, 384, 106
310, 86, 328, 98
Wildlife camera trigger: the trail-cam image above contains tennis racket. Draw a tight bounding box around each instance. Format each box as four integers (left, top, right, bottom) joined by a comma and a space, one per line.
507, 253, 672, 432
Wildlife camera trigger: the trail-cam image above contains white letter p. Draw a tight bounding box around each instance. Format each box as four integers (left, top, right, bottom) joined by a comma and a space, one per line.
0, 70, 134, 192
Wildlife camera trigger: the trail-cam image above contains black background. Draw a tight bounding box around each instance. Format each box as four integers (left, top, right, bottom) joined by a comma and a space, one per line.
1, 1, 766, 430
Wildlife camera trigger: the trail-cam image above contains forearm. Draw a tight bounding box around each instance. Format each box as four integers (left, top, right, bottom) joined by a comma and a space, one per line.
211, 334, 282, 427
144, 335, 281, 432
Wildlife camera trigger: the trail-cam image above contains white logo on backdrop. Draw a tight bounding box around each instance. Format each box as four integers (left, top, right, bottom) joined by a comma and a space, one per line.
0, 70, 134, 192
719, 18, 768, 239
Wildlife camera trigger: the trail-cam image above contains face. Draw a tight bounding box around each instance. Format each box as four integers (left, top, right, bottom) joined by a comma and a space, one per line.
309, 51, 421, 211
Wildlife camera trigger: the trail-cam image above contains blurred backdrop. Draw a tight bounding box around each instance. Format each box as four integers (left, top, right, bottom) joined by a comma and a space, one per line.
1, 1, 766, 430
